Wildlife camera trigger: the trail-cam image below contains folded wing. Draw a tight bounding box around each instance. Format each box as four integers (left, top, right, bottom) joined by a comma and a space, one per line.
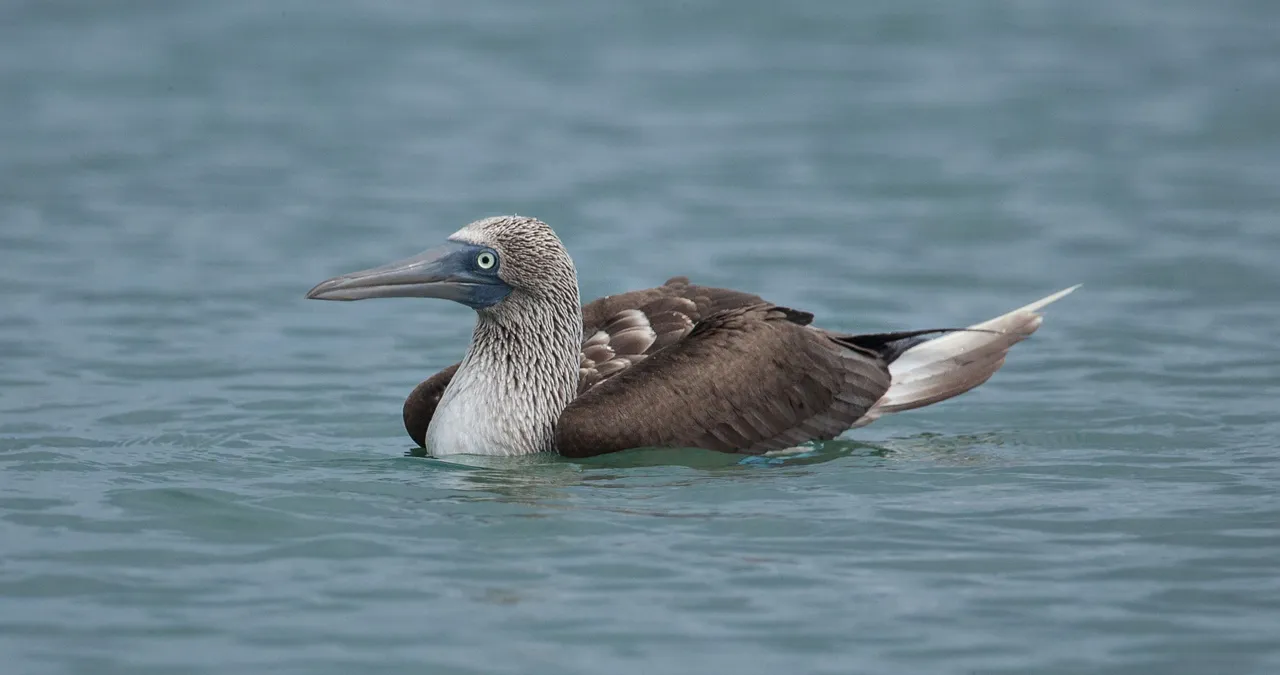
554, 304, 892, 457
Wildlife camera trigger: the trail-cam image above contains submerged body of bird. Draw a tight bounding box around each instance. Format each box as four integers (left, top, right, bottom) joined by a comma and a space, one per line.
307, 216, 1077, 457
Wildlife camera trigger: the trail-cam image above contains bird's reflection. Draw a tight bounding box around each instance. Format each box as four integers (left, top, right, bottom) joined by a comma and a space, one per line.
402, 430, 1005, 504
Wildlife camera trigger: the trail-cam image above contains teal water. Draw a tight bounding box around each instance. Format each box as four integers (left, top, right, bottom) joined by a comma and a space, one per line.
3, 1, 1279, 673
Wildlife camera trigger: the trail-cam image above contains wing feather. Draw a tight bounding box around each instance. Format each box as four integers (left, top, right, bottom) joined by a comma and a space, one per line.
554, 304, 893, 456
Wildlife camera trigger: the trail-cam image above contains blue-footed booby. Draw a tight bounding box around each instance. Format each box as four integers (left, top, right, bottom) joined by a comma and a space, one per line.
306, 216, 1077, 457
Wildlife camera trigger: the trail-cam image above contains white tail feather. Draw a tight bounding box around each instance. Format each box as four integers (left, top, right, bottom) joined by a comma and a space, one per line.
871, 285, 1079, 417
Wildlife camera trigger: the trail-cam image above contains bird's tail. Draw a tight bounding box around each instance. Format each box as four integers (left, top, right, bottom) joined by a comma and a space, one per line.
870, 285, 1079, 416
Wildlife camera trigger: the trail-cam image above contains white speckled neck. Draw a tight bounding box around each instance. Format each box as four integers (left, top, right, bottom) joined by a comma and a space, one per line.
425, 291, 582, 456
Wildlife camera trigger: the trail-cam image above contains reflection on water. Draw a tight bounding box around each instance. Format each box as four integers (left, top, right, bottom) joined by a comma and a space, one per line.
404, 431, 1008, 499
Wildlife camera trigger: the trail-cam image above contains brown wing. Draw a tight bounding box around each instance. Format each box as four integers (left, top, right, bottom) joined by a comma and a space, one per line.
577, 276, 795, 391
402, 277, 788, 446
553, 304, 894, 457
403, 363, 458, 447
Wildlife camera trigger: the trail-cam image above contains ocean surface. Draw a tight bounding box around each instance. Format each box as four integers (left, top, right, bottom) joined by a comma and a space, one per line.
2, 1, 1279, 673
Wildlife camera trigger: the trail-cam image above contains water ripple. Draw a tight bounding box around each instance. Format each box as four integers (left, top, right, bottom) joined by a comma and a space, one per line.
4, 1, 1280, 674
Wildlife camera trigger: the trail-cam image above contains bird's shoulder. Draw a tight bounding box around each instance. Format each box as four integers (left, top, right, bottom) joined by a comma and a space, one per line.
576, 277, 813, 392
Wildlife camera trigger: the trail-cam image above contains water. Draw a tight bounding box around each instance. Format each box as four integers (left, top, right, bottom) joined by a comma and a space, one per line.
3, 1, 1279, 673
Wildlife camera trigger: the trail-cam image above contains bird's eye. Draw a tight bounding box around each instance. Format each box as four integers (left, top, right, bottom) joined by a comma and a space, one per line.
476, 251, 497, 270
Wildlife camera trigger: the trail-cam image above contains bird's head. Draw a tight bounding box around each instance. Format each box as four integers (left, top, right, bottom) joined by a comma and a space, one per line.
306, 216, 578, 313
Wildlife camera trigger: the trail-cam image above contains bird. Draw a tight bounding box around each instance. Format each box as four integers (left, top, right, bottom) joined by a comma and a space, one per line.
306, 215, 1077, 458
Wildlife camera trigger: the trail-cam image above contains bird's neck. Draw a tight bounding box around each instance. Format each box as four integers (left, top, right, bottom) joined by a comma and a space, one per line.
425, 292, 583, 456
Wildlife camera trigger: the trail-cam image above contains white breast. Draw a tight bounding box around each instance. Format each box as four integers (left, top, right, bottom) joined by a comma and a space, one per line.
424, 358, 546, 457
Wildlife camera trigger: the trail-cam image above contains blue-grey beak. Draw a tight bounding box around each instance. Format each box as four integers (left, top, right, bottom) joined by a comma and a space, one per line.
305, 240, 511, 309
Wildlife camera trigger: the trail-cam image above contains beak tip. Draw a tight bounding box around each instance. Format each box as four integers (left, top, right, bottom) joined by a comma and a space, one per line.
305, 280, 342, 301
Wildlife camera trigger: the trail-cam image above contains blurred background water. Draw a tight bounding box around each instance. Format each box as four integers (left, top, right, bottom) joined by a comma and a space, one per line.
2, 1, 1279, 673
